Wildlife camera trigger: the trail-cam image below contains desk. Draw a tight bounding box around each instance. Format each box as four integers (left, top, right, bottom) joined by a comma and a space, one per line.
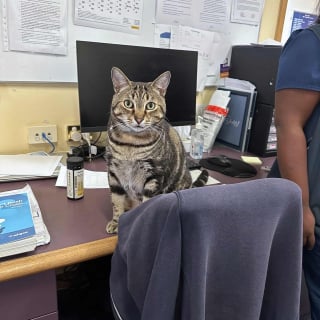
0, 146, 274, 319
0, 158, 116, 319
0, 159, 116, 281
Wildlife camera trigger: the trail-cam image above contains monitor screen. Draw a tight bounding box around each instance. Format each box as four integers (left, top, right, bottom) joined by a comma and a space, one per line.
216, 89, 256, 151
76, 41, 198, 133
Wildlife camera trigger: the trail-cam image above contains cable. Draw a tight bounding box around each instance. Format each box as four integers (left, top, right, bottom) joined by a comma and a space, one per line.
91, 132, 102, 145
68, 143, 105, 161
81, 133, 92, 161
41, 132, 55, 154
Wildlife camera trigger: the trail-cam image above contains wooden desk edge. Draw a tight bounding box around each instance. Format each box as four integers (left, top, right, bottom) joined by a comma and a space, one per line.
0, 236, 118, 283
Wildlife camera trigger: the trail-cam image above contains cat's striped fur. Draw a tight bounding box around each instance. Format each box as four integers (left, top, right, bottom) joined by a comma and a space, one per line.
105, 67, 207, 234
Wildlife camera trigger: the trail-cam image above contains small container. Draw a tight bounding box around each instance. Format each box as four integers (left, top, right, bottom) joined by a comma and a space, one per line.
67, 156, 84, 200
190, 124, 204, 159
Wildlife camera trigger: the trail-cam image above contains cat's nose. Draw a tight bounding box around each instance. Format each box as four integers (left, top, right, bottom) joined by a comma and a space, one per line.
135, 117, 143, 124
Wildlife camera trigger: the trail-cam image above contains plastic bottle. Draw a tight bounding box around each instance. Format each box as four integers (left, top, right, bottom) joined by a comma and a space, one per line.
67, 156, 84, 200
190, 123, 204, 159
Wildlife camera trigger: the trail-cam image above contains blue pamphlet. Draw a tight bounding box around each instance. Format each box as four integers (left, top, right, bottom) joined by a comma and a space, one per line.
0, 192, 35, 244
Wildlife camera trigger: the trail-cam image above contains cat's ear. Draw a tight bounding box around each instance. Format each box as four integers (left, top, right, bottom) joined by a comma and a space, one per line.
152, 71, 171, 96
111, 67, 130, 93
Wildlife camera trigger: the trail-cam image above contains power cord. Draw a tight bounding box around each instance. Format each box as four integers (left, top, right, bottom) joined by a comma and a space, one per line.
41, 132, 55, 154
68, 143, 105, 161
81, 133, 92, 161
91, 132, 102, 145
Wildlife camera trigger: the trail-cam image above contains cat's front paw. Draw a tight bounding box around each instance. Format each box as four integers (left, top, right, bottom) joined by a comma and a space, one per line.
106, 220, 118, 234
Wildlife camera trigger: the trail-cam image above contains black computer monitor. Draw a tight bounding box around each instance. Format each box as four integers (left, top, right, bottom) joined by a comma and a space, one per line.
76, 40, 198, 133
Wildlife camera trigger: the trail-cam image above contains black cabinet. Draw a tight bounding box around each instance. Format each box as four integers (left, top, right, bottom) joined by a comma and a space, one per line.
229, 45, 282, 156
247, 103, 276, 156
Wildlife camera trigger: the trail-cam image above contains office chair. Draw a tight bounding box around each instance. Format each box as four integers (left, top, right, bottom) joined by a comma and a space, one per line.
109, 178, 303, 320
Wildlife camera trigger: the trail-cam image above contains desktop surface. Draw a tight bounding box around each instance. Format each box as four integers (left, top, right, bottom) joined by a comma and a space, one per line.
0, 158, 116, 282
0, 149, 307, 320
0, 179, 112, 253
0, 146, 274, 282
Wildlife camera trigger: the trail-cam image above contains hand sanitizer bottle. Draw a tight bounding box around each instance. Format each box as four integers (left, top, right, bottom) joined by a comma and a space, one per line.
190, 123, 204, 159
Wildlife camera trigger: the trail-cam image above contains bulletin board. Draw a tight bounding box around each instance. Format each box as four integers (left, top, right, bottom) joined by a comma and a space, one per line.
0, 0, 262, 83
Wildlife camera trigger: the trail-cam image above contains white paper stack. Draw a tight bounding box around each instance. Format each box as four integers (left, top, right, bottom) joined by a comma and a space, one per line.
0, 154, 62, 182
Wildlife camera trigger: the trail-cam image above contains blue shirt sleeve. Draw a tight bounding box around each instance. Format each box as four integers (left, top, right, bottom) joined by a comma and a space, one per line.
276, 28, 320, 92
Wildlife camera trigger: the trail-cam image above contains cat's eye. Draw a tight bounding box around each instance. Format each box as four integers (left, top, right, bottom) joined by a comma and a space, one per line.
123, 100, 134, 109
145, 102, 156, 110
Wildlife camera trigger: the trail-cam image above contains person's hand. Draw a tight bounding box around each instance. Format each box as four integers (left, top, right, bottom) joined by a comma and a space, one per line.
303, 205, 316, 250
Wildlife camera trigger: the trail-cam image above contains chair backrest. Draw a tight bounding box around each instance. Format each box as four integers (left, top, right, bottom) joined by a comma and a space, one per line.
110, 178, 303, 320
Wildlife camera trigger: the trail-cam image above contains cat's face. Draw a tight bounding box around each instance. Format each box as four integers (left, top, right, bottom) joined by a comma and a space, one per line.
110, 67, 171, 132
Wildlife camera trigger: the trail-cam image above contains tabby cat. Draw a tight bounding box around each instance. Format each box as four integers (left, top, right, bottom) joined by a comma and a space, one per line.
105, 67, 208, 234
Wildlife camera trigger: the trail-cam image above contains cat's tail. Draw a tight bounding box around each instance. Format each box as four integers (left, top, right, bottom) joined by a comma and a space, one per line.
192, 169, 209, 188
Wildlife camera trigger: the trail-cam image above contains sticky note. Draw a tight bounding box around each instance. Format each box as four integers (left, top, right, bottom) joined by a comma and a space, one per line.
241, 156, 262, 166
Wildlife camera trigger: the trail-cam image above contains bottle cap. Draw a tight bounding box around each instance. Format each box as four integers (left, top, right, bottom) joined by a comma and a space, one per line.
67, 156, 84, 170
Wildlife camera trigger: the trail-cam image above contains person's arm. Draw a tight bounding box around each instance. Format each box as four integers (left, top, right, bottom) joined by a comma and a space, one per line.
275, 88, 320, 249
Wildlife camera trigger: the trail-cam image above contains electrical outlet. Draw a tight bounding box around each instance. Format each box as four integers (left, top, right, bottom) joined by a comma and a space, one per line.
66, 125, 82, 142
28, 125, 58, 144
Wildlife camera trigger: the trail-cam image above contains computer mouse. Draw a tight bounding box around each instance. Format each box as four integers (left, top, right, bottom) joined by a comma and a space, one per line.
207, 155, 231, 167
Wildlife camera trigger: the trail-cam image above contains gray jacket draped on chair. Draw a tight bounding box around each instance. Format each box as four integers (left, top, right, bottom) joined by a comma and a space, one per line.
110, 178, 303, 320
